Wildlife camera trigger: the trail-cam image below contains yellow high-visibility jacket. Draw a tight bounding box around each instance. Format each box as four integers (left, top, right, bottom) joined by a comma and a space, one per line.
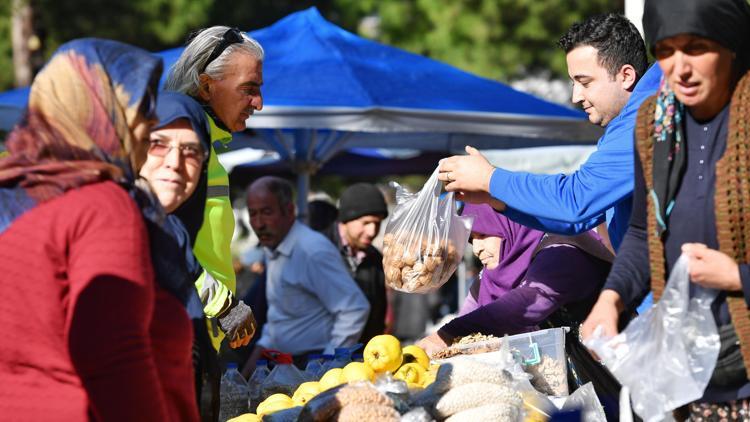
193, 114, 236, 348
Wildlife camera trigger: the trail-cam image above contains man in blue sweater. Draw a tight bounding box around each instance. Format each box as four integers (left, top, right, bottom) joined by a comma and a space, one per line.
439, 14, 661, 251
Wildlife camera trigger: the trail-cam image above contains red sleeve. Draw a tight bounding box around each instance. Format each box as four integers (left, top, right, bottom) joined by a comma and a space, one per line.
63, 183, 169, 421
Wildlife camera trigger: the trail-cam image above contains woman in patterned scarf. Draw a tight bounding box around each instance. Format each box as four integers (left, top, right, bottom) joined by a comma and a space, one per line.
0, 39, 199, 421
582, 0, 750, 418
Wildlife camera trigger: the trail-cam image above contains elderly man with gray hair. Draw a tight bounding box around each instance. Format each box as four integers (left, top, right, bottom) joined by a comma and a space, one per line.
163, 27, 264, 354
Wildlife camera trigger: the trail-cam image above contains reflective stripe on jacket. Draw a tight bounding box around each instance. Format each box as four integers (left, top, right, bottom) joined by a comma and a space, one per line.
193, 115, 236, 319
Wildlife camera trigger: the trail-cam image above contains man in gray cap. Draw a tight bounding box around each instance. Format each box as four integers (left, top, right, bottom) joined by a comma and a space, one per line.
324, 183, 389, 342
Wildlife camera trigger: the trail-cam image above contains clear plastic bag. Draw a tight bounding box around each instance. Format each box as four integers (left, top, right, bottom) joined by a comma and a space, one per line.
586, 254, 720, 422
561, 383, 607, 422
382, 168, 473, 293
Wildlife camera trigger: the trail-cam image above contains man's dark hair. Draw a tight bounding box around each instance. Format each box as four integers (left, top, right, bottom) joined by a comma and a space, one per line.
247, 176, 294, 215
558, 13, 648, 79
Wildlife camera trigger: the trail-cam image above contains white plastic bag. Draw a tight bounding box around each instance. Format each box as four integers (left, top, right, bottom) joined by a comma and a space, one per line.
561, 383, 607, 422
586, 254, 720, 422
382, 168, 473, 293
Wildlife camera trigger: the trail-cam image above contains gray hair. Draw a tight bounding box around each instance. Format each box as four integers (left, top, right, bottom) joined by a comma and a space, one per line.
164, 26, 265, 97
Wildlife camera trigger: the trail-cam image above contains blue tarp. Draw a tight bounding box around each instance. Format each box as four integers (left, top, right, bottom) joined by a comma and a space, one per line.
0, 7, 603, 216
0, 7, 599, 141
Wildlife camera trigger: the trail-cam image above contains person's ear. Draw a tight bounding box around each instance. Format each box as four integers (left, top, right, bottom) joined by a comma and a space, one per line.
619, 64, 638, 92
198, 74, 213, 101
286, 202, 295, 219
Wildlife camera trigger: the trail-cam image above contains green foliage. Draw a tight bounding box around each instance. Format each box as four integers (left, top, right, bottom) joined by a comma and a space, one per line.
0, 0, 339, 90
0, 0, 620, 90
34, 0, 213, 55
0, 0, 14, 89
332, 0, 619, 81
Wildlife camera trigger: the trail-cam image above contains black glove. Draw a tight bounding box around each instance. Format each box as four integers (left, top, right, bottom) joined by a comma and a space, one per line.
217, 299, 256, 348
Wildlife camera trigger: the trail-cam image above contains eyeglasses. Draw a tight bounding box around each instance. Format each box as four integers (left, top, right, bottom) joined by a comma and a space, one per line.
201, 28, 244, 73
148, 139, 206, 166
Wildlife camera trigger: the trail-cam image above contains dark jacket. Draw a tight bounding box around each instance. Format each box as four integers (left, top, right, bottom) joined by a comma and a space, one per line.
322, 224, 387, 343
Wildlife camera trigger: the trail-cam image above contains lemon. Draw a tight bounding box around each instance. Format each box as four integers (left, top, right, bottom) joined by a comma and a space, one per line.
364, 334, 403, 373
394, 362, 425, 384
256, 394, 294, 416
402, 345, 430, 370
227, 414, 261, 422
319, 367, 345, 391
292, 381, 321, 406
342, 361, 375, 383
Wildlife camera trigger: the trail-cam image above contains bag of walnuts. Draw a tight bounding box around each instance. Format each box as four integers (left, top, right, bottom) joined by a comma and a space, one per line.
382, 168, 472, 293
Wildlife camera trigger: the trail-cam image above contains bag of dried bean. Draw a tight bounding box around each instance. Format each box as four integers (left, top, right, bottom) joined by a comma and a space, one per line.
382, 168, 472, 293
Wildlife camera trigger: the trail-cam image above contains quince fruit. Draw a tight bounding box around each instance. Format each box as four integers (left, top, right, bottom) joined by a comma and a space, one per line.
421, 370, 436, 387
292, 381, 321, 406
394, 362, 425, 384
342, 361, 375, 383
319, 367, 345, 391
256, 394, 294, 416
364, 334, 403, 373
227, 414, 261, 422
402, 345, 430, 370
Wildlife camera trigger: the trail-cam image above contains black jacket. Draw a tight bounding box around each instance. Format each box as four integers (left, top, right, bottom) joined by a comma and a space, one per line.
322, 224, 387, 343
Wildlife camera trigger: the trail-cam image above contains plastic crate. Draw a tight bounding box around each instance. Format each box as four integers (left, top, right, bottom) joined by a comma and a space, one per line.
506, 327, 569, 396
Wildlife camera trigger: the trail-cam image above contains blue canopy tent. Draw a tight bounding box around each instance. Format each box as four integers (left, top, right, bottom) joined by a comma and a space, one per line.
0, 7, 602, 219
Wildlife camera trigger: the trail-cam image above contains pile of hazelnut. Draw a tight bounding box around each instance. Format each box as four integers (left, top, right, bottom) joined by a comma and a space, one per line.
382, 232, 459, 292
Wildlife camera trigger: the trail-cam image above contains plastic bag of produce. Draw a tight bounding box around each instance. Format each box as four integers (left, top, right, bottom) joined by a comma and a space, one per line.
585, 255, 720, 422
298, 382, 394, 422
382, 168, 473, 293
297, 385, 342, 422
261, 406, 302, 422
561, 382, 606, 422
260, 350, 307, 398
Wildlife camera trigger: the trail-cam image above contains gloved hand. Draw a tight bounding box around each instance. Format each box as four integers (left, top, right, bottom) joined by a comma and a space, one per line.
217, 299, 257, 348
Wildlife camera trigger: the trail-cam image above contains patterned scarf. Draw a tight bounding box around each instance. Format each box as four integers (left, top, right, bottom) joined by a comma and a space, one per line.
0, 38, 162, 232
650, 79, 686, 237
0, 39, 202, 313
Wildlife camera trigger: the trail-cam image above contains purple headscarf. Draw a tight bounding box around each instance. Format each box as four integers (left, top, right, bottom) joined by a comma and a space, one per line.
462, 204, 545, 306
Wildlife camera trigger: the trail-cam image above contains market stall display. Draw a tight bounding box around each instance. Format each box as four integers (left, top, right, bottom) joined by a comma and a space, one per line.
230, 329, 603, 421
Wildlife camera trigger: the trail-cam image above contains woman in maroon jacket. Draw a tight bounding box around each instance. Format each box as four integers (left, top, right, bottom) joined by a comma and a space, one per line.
0, 39, 198, 421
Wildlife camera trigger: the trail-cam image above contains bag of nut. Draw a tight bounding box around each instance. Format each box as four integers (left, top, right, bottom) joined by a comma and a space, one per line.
382, 168, 472, 293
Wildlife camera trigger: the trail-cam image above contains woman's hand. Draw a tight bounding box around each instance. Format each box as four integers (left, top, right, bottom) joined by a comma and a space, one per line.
416, 332, 448, 357
580, 289, 623, 343
682, 243, 741, 291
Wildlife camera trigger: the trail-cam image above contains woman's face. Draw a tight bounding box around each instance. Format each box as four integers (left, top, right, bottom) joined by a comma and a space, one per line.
471, 232, 502, 270
655, 34, 735, 120
139, 119, 205, 213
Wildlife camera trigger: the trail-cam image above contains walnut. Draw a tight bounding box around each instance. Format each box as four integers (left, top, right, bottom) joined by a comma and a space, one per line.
384, 267, 402, 288
382, 230, 461, 292
403, 253, 417, 267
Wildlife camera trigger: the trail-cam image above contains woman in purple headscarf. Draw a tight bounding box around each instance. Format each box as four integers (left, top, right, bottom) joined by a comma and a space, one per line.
418, 203, 613, 352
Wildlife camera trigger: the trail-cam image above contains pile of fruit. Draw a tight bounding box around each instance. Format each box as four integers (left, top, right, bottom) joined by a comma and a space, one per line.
229, 335, 439, 421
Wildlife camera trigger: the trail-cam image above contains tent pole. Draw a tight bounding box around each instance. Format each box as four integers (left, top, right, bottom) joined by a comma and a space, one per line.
296, 170, 310, 224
